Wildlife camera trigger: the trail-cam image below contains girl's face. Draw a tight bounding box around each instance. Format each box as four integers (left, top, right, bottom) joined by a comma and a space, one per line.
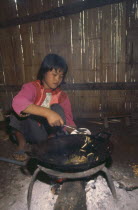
43, 69, 64, 89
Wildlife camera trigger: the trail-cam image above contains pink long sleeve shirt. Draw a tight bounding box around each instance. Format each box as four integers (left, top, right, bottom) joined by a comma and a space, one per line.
12, 82, 76, 126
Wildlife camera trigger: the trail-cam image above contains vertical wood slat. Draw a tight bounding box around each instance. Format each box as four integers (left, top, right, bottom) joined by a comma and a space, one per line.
0, 0, 17, 23
0, 1, 137, 118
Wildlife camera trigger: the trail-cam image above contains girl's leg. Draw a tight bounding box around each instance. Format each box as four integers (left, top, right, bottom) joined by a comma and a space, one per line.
23, 115, 48, 144
12, 130, 28, 161
9, 114, 27, 151
49, 104, 66, 136
51, 104, 66, 124
9, 113, 48, 147
10, 113, 48, 160
9, 104, 65, 147
15, 130, 26, 150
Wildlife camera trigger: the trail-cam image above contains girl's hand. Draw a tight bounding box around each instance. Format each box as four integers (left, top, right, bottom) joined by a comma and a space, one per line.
46, 109, 64, 127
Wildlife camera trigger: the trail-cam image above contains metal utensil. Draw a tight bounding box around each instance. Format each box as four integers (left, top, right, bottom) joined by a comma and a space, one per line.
64, 125, 86, 134
64, 125, 77, 131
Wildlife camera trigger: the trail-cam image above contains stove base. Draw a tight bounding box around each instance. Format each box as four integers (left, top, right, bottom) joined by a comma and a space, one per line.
27, 163, 117, 210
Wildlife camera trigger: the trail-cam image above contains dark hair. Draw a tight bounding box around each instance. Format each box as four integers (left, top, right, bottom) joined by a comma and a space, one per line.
37, 54, 68, 82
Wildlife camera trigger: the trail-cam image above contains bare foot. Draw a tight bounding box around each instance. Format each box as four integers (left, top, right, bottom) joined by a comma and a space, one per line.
12, 150, 28, 161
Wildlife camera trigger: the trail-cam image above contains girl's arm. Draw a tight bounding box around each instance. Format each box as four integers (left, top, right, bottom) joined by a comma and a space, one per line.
12, 83, 37, 115
12, 83, 64, 126
22, 104, 64, 127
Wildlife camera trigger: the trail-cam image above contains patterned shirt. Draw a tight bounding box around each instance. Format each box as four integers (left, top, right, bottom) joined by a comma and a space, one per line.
12, 82, 76, 126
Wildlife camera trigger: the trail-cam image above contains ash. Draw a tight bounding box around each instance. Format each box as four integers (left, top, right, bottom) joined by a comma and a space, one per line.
1, 174, 138, 210
7, 180, 58, 210
86, 176, 138, 210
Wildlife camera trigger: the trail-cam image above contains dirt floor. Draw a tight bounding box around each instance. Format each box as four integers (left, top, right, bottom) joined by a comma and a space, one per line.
0, 116, 138, 210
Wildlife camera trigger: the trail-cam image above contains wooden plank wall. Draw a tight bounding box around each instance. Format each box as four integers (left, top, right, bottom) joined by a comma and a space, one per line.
0, 0, 138, 118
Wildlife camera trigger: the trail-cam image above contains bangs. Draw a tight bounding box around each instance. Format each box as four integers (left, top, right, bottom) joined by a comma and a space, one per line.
37, 54, 68, 81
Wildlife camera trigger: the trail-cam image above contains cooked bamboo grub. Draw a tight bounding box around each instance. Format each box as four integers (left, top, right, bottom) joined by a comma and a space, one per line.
65, 155, 88, 165
65, 135, 97, 165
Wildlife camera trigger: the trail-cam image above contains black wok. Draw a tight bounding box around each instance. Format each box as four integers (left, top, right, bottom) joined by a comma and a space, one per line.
29, 132, 112, 172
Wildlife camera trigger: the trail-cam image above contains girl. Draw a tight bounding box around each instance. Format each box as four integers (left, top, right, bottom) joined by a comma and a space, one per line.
10, 54, 76, 161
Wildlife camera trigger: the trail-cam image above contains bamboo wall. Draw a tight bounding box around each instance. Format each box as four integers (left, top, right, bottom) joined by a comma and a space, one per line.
0, 0, 138, 118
